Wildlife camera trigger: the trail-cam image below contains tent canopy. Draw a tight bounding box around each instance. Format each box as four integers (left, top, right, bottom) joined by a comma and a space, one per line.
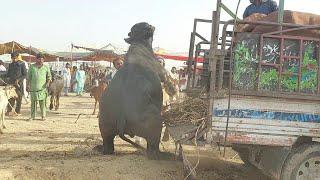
67, 44, 121, 62
0, 41, 61, 62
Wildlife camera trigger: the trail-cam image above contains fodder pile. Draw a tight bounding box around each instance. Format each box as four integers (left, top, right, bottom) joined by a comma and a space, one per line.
163, 97, 208, 126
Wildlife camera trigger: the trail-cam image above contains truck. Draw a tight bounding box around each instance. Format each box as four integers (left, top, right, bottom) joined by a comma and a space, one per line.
168, 0, 320, 179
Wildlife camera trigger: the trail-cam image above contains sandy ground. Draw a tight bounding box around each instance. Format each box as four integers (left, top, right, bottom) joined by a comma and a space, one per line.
0, 93, 270, 180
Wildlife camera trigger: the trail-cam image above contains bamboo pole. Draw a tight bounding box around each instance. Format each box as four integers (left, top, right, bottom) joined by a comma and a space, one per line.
70, 43, 74, 66
11, 41, 15, 53
29, 46, 32, 64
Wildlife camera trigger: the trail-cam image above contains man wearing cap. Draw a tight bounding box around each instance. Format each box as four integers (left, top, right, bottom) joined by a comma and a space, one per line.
28, 53, 52, 120
243, 0, 278, 19
5, 52, 27, 116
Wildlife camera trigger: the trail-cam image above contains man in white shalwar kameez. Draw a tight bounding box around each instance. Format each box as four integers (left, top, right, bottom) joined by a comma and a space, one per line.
62, 63, 71, 96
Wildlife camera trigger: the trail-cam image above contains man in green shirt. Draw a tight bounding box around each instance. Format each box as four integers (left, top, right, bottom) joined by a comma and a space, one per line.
28, 54, 51, 120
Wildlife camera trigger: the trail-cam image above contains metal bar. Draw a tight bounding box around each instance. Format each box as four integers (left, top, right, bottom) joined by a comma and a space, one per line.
217, 56, 224, 90
278, 38, 284, 91
261, 62, 280, 68
192, 48, 199, 88
263, 25, 320, 36
194, 18, 212, 23
218, 19, 230, 90
220, 2, 241, 20
223, 0, 241, 158
264, 34, 320, 42
231, 90, 320, 101
208, 4, 221, 131
257, 35, 264, 90
186, 19, 197, 90
318, 41, 320, 94
283, 55, 301, 59
298, 39, 303, 92
195, 32, 210, 43
227, 19, 320, 29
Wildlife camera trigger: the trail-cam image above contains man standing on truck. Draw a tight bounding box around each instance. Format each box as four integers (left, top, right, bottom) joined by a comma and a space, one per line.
243, 0, 278, 19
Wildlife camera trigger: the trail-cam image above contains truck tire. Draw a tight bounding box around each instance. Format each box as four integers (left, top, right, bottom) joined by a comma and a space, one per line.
232, 146, 252, 166
281, 143, 320, 180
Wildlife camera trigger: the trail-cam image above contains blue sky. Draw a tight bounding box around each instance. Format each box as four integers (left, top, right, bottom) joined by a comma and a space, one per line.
0, 0, 319, 52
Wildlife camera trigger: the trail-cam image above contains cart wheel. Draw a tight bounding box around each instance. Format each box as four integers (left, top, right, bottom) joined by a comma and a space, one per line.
281, 143, 320, 180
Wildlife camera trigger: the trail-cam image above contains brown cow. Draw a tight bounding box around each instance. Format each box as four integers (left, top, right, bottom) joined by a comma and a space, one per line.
90, 80, 107, 115
48, 74, 64, 111
236, 13, 267, 32
238, 11, 320, 37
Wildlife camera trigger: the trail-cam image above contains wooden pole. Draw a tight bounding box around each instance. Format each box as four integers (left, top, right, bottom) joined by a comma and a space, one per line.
29, 46, 32, 64
11, 41, 15, 53
70, 43, 74, 66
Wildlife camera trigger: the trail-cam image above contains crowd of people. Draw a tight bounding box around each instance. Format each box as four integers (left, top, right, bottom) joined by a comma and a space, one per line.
0, 53, 127, 120
0, 52, 191, 121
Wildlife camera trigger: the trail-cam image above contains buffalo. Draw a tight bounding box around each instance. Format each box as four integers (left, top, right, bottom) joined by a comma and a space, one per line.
48, 73, 64, 111
97, 22, 175, 159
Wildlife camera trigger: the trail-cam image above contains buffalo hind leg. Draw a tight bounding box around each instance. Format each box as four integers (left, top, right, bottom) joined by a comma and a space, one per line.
92, 100, 97, 115
55, 94, 60, 110
146, 125, 162, 160
49, 95, 54, 110
103, 134, 115, 155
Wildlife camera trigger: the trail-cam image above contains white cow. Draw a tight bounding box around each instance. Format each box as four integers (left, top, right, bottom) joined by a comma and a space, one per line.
0, 86, 18, 134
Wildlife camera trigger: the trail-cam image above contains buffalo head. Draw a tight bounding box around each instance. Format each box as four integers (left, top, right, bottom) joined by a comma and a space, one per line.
125, 22, 155, 49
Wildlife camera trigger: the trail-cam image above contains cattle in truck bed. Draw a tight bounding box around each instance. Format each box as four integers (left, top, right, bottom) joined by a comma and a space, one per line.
237, 10, 320, 38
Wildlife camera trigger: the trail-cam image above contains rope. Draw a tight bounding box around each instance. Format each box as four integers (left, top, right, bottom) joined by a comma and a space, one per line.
183, 120, 206, 180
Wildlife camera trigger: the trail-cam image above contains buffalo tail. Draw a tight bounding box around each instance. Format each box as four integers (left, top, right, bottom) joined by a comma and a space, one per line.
119, 134, 145, 150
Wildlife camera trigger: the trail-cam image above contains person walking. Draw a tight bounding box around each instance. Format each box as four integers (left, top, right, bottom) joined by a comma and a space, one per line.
28, 53, 52, 120
5, 52, 27, 116
71, 66, 77, 92
62, 63, 71, 96
75, 65, 86, 96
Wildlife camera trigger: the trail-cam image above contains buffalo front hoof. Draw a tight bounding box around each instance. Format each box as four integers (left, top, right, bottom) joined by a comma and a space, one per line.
103, 148, 115, 155
147, 150, 161, 160
93, 144, 114, 155
93, 145, 104, 153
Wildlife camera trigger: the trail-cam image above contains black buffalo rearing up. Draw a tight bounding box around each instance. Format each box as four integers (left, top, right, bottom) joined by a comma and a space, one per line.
98, 22, 169, 159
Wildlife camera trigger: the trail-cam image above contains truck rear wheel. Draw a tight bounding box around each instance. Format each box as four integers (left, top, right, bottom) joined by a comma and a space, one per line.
281, 143, 320, 180
232, 146, 252, 166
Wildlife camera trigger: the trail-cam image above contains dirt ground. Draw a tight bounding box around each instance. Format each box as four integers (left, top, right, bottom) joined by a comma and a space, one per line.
0, 94, 270, 180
